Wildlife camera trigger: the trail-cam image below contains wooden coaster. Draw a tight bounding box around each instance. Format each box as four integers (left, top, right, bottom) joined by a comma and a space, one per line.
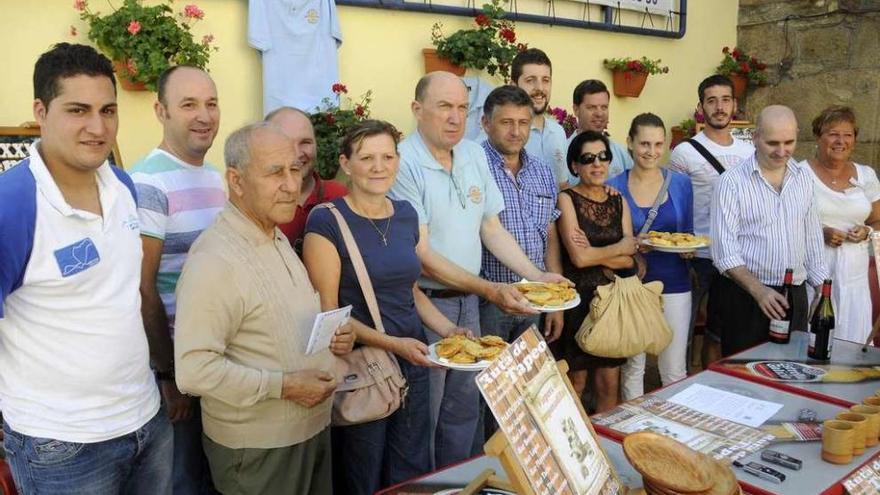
623, 432, 714, 493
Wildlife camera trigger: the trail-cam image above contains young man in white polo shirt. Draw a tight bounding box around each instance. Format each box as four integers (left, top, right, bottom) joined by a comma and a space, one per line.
0, 43, 171, 493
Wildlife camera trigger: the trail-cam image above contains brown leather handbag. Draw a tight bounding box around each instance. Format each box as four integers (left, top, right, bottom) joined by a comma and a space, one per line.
318, 203, 408, 426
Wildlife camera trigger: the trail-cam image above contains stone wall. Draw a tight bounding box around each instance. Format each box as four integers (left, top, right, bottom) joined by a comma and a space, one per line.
738, 0, 880, 166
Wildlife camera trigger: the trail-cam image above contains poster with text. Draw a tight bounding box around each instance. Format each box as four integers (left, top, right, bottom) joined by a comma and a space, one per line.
476, 327, 619, 495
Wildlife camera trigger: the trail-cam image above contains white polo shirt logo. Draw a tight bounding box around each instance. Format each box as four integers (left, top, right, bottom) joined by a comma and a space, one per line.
53, 238, 100, 277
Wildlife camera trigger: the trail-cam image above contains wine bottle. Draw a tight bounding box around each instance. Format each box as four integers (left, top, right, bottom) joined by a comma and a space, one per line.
808, 279, 835, 361
769, 268, 794, 344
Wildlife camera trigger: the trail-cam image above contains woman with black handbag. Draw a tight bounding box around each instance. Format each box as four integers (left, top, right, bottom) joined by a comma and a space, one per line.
302, 120, 471, 495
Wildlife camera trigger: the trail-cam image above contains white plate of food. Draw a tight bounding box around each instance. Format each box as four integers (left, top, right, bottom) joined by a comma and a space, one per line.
513, 281, 581, 312
642, 231, 709, 253
426, 335, 508, 371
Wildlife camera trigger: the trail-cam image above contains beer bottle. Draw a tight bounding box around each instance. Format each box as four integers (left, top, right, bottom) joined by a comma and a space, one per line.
769, 268, 794, 344
808, 279, 835, 361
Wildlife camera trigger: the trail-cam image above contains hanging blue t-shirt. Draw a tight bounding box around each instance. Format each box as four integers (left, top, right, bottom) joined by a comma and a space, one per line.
305, 198, 425, 341
608, 170, 693, 294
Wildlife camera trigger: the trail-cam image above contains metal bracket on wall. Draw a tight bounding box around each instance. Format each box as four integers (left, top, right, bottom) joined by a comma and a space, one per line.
337, 0, 687, 39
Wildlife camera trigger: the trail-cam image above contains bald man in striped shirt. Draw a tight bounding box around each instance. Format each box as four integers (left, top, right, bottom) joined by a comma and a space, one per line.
710, 105, 828, 356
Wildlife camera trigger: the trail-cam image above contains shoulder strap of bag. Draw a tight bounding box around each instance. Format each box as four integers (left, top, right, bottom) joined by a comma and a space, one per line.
638, 170, 673, 236
318, 203, 387, 334
685, 138, 725, 176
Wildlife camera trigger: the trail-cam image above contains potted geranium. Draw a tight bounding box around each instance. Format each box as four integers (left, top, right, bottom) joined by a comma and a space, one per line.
670, 118, 696, 149
75, 0, 216, 91
310, 83, 373, 180
715, 46, 768, 98
549, 107, 578, 138
429, 0, 524, 80
603, 57, 669, 98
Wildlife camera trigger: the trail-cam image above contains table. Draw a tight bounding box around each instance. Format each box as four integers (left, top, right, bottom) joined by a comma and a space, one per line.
593, 370, 879, 495
710, 332, 880, 407
375, 435, 643, 494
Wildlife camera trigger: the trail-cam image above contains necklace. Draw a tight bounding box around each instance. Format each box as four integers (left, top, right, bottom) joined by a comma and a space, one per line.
813, 159, 849, 186
350, 198, 393, 246
367, 216, 392, 246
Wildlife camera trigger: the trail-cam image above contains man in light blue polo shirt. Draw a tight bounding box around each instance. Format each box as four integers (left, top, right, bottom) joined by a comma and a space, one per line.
0, 43, 171, 493
567, 79, 633, 185
391, 71, 567, 468
511, 48, 569, 189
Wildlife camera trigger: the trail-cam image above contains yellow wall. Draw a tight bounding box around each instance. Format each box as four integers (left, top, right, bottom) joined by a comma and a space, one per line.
1, 0, 739, 168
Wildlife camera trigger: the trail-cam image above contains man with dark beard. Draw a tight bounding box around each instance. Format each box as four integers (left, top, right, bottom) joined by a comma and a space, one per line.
511, 48, 569, 189
669, 75, 754, 366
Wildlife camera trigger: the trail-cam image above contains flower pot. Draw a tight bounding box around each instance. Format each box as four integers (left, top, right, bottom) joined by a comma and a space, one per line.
670, 126, 687, 149
112, 60, 148, 92
729, 73, 748, 99
611, 70, 648, 98
422, 49, 466, 76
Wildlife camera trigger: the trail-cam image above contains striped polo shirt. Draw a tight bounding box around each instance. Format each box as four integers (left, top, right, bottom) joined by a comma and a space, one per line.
130, 149, 226, 330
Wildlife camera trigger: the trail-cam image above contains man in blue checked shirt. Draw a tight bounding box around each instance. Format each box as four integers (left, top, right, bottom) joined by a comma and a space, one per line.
710, 105, 828, 356
478, 85, 566, 345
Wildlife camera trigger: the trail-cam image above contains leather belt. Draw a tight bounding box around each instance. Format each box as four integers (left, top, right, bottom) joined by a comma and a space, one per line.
420, 287, 468, 299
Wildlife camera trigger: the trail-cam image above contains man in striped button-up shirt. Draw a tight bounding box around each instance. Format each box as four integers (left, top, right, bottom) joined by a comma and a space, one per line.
710, 105, 828, 356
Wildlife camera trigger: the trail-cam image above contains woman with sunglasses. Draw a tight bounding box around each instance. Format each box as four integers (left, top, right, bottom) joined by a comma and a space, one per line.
608, 113, 694, 400
553, 130, 638, 413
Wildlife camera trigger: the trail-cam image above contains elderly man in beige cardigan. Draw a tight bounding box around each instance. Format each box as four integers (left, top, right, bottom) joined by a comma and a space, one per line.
174, 122, 354, 494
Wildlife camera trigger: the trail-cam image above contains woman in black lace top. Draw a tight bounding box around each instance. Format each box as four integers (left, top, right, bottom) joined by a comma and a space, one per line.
552, 130, 639, 413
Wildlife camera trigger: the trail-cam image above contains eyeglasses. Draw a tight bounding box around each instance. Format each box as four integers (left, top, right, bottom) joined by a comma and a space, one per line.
449, 172, 466, 209
576, 150, 612, 165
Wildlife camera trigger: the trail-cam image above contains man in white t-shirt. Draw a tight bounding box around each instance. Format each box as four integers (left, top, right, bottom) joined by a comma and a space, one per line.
0, 43, 169, 493
668, 74, 754, 366
130, 65, 224, 494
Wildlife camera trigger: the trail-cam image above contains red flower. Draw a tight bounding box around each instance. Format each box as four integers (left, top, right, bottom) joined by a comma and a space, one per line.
325, 114, 336, 125
183, 4, 205, 20
73, 0, 87, 11
738, 62, 750, 74
626, 60, 638, 70
732, 48, 742, 60
499, 28, 516, 43
722, 46, 729, 54
331, 83, 348, 94
475, 13, 490, 27
125, 59, 138, 75
354, 105, 365, 117
127, 20, 141, 35
69, 25, 78, 37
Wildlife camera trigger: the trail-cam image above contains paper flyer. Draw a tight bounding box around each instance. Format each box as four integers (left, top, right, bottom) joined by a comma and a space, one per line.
305, 305, 352, 355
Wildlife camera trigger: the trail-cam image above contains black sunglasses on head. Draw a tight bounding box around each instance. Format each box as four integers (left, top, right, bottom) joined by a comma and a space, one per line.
576, 150, 612, 165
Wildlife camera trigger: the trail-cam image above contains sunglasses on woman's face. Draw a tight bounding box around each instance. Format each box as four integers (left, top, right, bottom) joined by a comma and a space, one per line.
576, 150, 611, 165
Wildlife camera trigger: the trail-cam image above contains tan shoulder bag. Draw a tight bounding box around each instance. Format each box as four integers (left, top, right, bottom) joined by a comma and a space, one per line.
317, 203, 408, 426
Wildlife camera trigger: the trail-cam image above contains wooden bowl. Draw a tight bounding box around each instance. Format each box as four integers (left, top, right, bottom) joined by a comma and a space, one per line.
706, 460, 739, 495
623, 432, 714, 493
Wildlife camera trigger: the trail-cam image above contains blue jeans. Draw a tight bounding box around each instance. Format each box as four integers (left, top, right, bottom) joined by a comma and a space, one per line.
4, 410, 173, 495
170, 401, 216, 494
425, 294, 481, 468
331, 360, 431, 495
478, 299, 540, 343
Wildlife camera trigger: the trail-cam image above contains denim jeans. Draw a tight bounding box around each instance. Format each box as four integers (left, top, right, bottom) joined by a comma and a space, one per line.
424, 294, 482, 468
478, 299, 540, 343
4, 410, 173, 495
170, 401, 216, 494
331, 360, 431, 495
